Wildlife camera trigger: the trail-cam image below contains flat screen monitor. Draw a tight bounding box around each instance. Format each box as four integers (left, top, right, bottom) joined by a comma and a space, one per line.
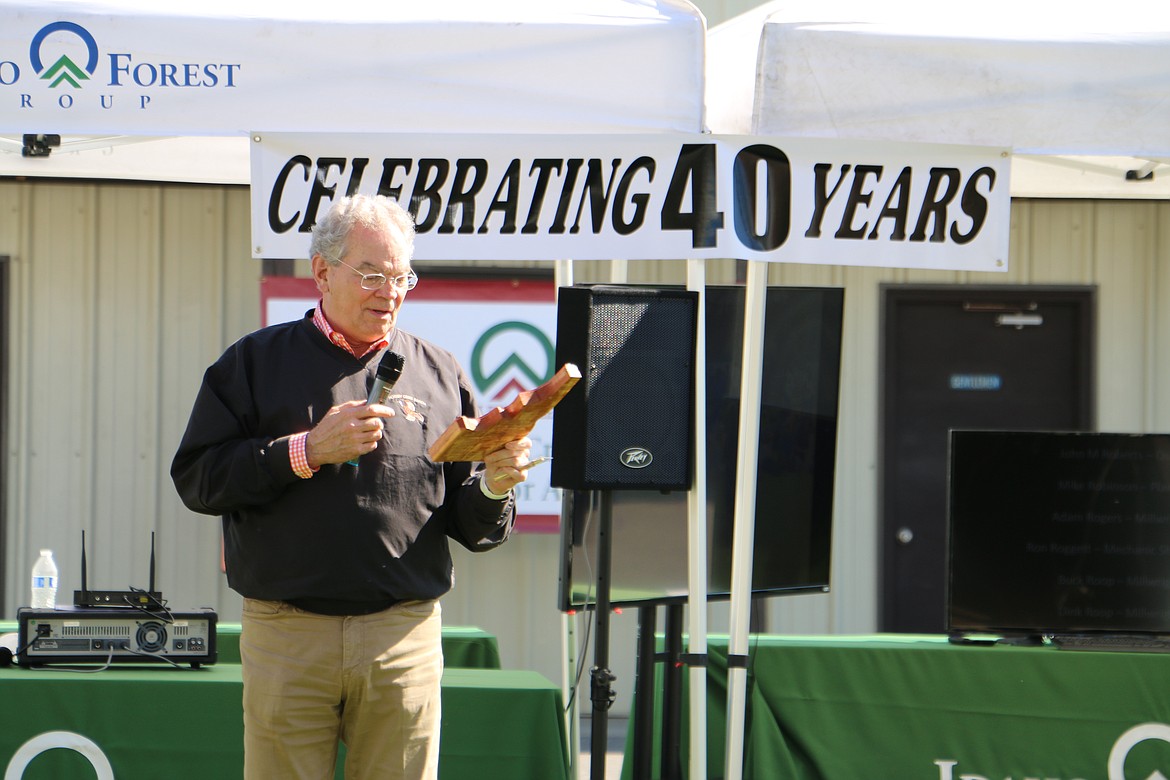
558, 285, 843, 610
947, 430, 1170, 638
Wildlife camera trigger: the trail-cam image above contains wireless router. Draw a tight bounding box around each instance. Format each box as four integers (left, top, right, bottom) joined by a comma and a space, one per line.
74, 529, 163, 608
17, 530, 217, 668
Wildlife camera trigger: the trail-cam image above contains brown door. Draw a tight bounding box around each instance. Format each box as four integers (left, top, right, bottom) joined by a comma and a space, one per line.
880, 285, 1095, 632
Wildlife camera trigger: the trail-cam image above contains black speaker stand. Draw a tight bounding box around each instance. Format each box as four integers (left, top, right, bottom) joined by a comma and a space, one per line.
590, 489, 617, 780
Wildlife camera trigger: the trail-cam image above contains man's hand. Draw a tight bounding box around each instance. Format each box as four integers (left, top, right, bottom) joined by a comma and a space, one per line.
305, 401, 396, 468
481, 437, 535, 496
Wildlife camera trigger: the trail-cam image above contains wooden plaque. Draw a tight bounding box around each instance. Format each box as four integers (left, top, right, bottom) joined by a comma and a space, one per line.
427, 363, 581, 462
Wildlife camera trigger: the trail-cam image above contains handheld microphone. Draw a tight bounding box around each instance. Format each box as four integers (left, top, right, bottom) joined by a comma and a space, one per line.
348, 350, 405, 466
367, 350, 405, 406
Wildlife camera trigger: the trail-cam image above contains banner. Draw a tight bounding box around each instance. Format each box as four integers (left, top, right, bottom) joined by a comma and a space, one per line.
251, 132, 1011, 272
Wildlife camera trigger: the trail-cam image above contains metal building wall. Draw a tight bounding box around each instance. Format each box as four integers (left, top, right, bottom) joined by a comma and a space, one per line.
3, 179, 1169, 714
0, 179, 255, 623
761, 198, 1170, 636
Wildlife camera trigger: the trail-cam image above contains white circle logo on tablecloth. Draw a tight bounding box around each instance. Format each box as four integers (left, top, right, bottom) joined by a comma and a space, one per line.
4, 731, 114, 780
1108, 722, 1170, 780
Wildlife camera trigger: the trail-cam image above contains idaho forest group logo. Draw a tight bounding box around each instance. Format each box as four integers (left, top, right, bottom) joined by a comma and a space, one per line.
934, 722, 1170, 780
30, 21, 98, 88
4, 19, 241, 104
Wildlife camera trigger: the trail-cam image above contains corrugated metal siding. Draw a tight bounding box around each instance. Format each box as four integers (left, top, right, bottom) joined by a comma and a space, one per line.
3, 180, 1169, 713
0, 180, 256, 619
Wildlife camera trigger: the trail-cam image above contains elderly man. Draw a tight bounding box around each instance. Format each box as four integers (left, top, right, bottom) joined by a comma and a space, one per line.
172, 194, 532, 780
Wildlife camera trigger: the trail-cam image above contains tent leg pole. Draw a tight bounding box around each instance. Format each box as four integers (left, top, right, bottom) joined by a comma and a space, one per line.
590, 490, 616, 780
724, 261, 767, 780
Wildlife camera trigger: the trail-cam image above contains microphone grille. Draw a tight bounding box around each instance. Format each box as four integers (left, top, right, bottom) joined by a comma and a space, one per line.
377, 350, 405, 381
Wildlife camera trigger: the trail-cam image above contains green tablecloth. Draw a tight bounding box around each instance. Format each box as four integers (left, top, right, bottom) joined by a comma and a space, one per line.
625, 633, 1170, 780
0, 665, 568, 779
0, 621, 501, 670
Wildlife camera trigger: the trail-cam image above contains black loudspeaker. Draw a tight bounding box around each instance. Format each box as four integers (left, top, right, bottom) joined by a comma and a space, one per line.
552, 285, 698, 490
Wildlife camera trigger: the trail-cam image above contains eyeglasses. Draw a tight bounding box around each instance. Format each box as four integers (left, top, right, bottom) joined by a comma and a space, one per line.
335, 259, 418, 292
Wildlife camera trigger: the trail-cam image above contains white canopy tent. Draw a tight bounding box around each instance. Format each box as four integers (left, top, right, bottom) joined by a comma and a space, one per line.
706, 4, 1170, 779
0, 0, 706, 180
707, 0, 1170, 196
1, 2, 711, 778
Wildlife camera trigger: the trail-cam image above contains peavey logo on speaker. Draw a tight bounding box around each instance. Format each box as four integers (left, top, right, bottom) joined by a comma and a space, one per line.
620, 448, 653, 469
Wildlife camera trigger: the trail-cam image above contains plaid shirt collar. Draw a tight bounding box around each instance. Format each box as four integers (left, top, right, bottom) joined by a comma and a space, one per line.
312, 301, 389, 359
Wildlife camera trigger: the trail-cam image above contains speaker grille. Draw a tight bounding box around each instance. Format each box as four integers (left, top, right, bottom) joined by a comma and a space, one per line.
553, 286, 697, 490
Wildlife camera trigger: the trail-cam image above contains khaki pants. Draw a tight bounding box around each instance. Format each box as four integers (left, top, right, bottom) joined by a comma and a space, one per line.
240, 598, 443, 780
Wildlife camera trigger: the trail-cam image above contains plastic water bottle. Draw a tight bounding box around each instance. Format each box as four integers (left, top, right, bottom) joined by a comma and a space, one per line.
31, 549, 58, 609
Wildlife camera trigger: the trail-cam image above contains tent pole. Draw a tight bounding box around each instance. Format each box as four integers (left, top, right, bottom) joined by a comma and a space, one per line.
685, 257, 709, 780
555, 258, 579, 779
610, 258, 629, 283
724, 260, 767, 780
556, 259, 575, 290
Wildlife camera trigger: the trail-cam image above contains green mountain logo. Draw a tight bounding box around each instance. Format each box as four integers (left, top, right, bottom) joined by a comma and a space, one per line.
471, 321, 554, 399
40, 55, 89, 88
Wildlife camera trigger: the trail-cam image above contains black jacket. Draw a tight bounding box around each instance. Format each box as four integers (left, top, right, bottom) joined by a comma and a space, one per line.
171, 314, 514, 607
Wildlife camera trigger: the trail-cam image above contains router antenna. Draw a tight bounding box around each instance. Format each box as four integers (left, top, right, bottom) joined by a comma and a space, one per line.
149, 531, 156, 595
80, 529, 89, 601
